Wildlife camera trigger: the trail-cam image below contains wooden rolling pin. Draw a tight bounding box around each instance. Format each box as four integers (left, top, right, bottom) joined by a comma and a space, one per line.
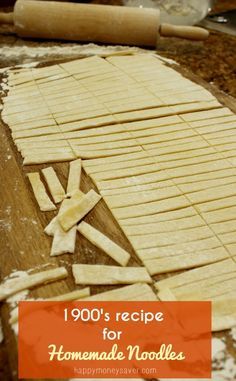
0, 0, 209, 47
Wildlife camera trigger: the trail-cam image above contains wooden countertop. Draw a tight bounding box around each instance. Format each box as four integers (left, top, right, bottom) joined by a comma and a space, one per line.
0, 1, 236, 380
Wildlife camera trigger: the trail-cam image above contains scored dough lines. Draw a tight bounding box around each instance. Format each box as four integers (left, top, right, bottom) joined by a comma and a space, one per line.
3, 55, 236, 327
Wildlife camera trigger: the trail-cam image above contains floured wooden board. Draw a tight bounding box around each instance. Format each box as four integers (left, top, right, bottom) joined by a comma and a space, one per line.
1, 53, 236, 379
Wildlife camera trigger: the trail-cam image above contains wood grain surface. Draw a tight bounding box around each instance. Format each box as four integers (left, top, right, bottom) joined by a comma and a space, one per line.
0, 57, 236, 380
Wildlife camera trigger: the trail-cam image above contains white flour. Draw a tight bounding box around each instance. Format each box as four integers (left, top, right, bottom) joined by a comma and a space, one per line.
0, 42, 144, 63
0, 42, 176, 75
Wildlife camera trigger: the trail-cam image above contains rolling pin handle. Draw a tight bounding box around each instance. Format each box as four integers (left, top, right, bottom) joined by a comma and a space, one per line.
160, 23, 209, 41
0, 12, 14, 25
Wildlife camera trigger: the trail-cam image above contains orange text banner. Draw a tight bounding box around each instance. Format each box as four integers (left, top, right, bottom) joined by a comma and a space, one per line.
18, 301, 211, 379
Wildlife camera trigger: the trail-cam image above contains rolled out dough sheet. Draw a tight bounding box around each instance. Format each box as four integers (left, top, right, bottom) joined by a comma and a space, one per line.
137, 237, 222, 261
179, 176, 236, 194
119, 206, 197, 226
75, 146, 142, 159
90, 162, 159, 182
97, 171, 169, 190
144, 247, 229, 275
112, 196, 190, 219
155, 258, 235, 291
82, 151, 151, 168
175, 167, 236, 185
84, 157, 154, 174
129, 226, 214, 250
4, 55, 236, 303
100, 180, 173, 196
187, 183, 236, 205
103, 186, 181, 208
122, 215, 205, 235
180, 107, 233, 122
196, 195, 236, 213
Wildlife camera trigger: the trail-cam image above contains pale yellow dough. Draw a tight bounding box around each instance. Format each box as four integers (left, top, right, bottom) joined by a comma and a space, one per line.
27, 172, 56, 212
154, 258, 234, 291
83, 283, 157, 301
67, 159, 82, 196
144, 247, 229, 275
112, 196, 190, 219
41, 166, 65, 204
77, 221, 130, 266
50, 199, 78, 256
103, 186, 181, 208
0, 268, 68, 301
59, 189, 101, 231
72, 264, 152, 285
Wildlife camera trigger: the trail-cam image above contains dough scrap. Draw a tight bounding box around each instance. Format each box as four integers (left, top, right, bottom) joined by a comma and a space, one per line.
44, 190, 84, 236
23, 151, 75, 165
27, 172, 56, 211
72, 264, 152, 285
67, 159, 82, 196
50, 199, 77, 256
83, 283, 157, 301
0, 267, 68, 301
59, 189, 101, 231
77, 221, 130, 266
41, 166, 66, 204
